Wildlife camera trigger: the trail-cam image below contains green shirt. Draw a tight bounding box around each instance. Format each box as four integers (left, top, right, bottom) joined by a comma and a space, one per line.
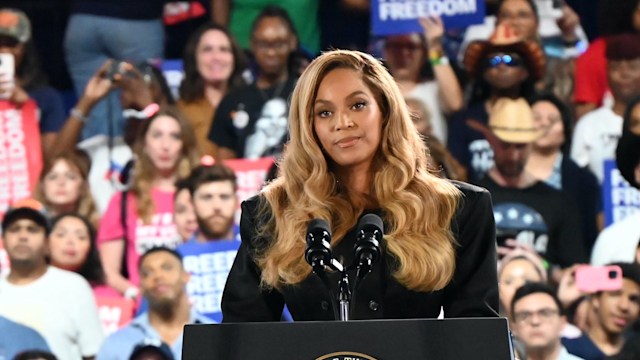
229, 0, 320, 54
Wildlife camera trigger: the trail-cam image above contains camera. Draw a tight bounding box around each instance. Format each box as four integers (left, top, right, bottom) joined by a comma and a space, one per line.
106, 61, 131, 81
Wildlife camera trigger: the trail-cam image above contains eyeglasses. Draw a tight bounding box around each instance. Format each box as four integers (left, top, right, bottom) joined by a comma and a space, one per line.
485, 54, 523, 68
513, 308, 559, 324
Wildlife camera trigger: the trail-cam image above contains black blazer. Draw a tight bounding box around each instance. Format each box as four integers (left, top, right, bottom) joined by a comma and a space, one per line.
221, 181, 499, 322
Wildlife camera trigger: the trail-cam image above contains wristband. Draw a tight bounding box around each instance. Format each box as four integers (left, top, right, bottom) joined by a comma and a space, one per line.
429, 56, 450, 66
124, 286, 139, 299
70, 107, 89, 124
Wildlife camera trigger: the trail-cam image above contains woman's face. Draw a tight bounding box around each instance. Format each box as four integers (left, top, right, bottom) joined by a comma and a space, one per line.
144, 115, 184, 173
174, 188, 198, 241
196, 29, 235, 85
250, 16, 296, 78
629, 102, 640, 136
313, 68, 383, 173
49, 216, 91, 272
382, 34, 424, 82
499, 258, 544, 315
42, 160, 84, 208
497, 0, 538, 40
532, 100, 565, 151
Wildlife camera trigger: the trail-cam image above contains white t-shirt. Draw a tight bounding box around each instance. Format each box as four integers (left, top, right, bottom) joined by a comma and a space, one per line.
407, 81, 447, 144
591, 213, 640, 266
0, 266, 104, 360
570, 107, 622, 183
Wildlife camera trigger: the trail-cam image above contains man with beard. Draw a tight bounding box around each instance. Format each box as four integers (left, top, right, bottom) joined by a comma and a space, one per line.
176, 162, 240, 322
97, 247, 211, 360
472, 97, 587, 278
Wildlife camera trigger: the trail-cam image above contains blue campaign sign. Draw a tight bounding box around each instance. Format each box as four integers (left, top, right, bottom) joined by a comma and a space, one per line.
602, 160, 640, 226
177, 240, 241, 323
372, 0, 485, 36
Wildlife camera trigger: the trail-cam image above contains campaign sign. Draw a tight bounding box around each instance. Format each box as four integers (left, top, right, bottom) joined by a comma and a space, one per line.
161, 59, 184, 100
602, 160, 640, 227
178, 240, 241, 322
0, 100, 43, 219
96, 296, 135, 336
372, 0, 485, 36
224, 157, 275, 222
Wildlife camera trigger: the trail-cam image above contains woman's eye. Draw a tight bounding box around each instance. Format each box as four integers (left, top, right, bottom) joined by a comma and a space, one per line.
317, 110, 331, 118
352, 102, 366, 110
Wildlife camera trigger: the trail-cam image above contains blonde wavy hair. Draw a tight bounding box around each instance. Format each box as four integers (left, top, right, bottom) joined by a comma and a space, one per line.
36, 150, 99, 226
132, 106, 200, 224
257, 50, 461, 291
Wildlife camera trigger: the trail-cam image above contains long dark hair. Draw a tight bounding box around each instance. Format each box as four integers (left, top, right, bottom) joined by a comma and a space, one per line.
529, 92, 574, 155
50, 213, 105, 285
179, 22, 246, 102
18, 40, 48, 90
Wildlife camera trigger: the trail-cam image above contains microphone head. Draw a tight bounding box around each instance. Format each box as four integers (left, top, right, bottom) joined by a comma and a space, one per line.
307, 218, 331, 237
357, 213, 384, 235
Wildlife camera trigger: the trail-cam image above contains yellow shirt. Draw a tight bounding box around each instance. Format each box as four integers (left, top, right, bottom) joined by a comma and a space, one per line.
177, 97, 217, 156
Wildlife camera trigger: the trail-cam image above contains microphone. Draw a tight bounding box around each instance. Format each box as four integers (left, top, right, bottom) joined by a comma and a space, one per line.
354, 214, 383, 277
305, 219, 333, 275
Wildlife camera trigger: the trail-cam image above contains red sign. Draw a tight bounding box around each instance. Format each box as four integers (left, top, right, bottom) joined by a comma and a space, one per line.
0, 100, 43, 218
96, 296, 135, 336
223, 157, 275, 221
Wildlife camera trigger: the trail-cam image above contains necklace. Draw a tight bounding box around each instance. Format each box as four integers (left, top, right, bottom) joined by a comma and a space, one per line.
257, 77, 288, 102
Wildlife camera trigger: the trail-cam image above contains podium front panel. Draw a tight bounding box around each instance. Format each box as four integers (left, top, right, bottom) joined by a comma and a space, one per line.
183, 318, 514, 359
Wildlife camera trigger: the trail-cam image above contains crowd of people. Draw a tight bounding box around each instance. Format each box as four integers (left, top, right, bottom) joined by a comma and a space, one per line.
0, 0, 640, 360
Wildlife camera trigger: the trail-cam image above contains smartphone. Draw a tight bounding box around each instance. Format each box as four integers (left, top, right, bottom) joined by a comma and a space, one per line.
576, 265, 623, 293
0, 53, 15, 99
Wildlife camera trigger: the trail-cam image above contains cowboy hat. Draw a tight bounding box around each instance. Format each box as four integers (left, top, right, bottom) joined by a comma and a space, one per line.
489, 97, 543, 144
463, 23, 546, 81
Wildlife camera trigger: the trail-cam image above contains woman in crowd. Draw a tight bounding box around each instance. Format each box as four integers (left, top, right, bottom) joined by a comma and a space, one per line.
381, 16, 463, 144
177, 23, 247, 156
0, 8, 66, 155
498, 249, 547, 318
35, 150, 99, 226
222, 50, 498, 321
525, 92, 602, 253
48, 213, 117, 297
97, 106, 199, 298
173, 178, 198, 242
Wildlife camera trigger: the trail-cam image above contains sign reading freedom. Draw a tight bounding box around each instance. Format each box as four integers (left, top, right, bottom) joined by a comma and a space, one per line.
372, 0, 485, 36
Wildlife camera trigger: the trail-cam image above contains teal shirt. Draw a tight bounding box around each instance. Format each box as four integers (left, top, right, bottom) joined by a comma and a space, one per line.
229, 0, 320, 54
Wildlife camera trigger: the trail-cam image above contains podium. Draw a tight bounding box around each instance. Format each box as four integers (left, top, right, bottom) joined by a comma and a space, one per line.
182, 318, 515, 359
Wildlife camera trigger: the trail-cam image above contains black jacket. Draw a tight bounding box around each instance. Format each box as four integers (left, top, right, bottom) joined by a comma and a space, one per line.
221, 181, 499, 322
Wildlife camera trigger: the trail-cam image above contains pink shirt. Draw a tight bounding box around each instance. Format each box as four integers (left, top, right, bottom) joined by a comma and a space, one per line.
98, 188, 179, 285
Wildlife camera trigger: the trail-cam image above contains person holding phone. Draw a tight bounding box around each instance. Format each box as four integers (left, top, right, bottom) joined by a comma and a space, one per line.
0, 8, 66, 156
562, 262, 640, 360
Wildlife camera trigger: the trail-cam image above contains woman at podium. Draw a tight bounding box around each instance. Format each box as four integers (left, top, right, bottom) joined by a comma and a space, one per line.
221, 49, 498, 321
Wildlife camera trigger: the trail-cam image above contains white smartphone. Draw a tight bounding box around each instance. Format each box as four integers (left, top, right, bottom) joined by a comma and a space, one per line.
536, 0, 564, 20
0, 53, 15, 99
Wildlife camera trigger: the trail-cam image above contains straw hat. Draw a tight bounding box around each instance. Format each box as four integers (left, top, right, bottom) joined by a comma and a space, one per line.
463, 23, 546, 81
489, 98, 543, 143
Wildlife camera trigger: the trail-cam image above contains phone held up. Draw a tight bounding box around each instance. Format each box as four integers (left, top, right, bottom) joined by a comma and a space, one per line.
575, 265, 623, 293
0, 53, 15, 99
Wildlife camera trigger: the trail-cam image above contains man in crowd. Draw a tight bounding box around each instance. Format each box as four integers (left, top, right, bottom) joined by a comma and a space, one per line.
511, 282, 583, 360
176, 162, 240, 321
97, 247, 211, 360
563, 263, 640, 359
473, 97, 587, 273
0, 203, 104, 360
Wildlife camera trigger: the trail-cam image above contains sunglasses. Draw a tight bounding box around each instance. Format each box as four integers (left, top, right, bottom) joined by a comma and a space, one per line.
485, 54, 523, 68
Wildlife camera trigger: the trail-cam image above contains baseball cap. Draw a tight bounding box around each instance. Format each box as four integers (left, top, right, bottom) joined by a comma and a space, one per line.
129, 340, 174, 360
1, 199, 49, 234
0, 9, 31, 43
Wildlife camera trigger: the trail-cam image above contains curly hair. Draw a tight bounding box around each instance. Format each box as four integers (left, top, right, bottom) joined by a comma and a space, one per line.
256, 50, 461, 291
131, 106, 200, 224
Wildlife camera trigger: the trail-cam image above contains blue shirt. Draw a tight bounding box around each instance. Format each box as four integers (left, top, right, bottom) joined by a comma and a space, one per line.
562, 335, 607, 360
96, 309, 212, 360
0, 315, 50, 359
28, 86, 66, 134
